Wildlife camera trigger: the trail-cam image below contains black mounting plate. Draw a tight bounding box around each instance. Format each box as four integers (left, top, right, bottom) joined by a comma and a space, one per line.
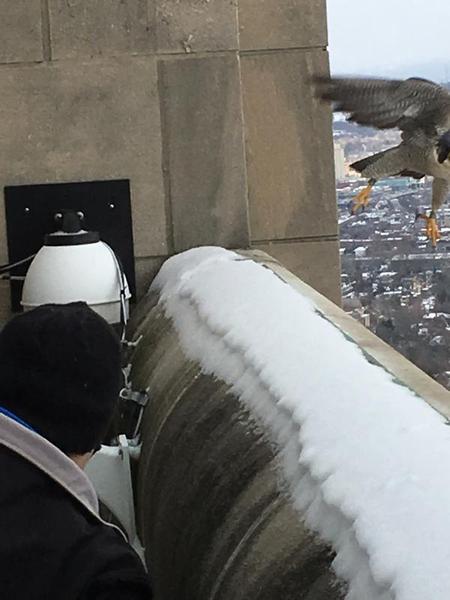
4, 179, 136, 312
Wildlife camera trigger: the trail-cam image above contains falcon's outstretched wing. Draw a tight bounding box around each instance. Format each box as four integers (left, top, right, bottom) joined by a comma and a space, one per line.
315, 77, 450, 137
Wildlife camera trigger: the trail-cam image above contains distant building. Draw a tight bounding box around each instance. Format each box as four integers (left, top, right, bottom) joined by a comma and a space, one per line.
354, 246, 367, 258
334, 143, 347, 181
441, 208, 450, 228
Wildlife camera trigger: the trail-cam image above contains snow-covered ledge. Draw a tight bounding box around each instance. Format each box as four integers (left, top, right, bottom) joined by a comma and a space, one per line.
133, 247, 450, 600
239, 249, 450, 421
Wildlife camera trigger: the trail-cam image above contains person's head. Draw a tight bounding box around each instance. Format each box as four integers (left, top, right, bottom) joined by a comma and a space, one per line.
0, 302, 121, 456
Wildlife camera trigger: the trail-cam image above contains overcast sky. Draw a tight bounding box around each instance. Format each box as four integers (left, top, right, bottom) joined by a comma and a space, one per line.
327, 0, 450, 80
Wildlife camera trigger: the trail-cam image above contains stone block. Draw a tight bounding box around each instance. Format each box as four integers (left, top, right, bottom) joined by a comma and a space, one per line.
49, 0, 154, 59
133, 307, 344, 598
238, 0, 327, 51
0, 1, 43, 63
252, 239, 341, 305
158, 55, 249, 252
0, 57, 167, 263
241, 49, 337, 242
156, 0, 239, 53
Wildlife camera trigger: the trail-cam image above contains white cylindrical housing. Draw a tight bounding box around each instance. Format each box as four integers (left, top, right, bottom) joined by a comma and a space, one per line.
21, 241, 131, 324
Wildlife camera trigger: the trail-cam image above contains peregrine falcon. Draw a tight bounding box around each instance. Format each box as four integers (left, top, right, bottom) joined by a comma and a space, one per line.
315, 76, 450, 247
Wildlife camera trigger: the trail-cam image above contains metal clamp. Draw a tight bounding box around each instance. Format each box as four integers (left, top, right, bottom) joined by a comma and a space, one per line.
120, 363, 150, 408
119, 387, 149, 407
119, 364, 150, 439
121, 334, 143, 349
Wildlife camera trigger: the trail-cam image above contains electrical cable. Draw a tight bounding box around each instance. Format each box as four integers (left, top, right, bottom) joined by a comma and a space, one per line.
0, 254, 36, 274
103, 243, 128, 341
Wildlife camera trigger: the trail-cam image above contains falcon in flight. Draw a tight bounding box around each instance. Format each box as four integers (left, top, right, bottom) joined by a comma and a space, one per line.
315, 76, 450, 247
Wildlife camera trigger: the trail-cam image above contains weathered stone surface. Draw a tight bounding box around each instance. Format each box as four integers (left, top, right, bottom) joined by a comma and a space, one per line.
48, 0, 154, 59
159, 55, 249, 252
241, 49, 337, 242
252, 239, 341, 305
131, 304, 344, 599
134, 255, 165, 300
49, 0, 239, 58
0, 57, 166, 262
238, 0, 327, 51
156, 0, 239, 53
214, 501, 338, 600
0, 1, 43, 63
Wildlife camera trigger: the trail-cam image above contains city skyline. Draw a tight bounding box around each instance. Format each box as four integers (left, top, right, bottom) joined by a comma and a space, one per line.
327, 1, 450, 81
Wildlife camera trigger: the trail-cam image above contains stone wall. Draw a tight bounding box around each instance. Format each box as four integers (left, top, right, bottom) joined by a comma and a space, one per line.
0, 0, 339, 322
126, 248, 450, 598
128, 271, 345, 599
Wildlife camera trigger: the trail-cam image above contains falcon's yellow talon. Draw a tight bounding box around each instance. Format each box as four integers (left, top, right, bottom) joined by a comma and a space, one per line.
417, 213, 441, 248
352, 182, 374, 214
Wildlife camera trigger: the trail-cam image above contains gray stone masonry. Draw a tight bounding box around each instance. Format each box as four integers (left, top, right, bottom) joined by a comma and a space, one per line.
0, 0, 339, 322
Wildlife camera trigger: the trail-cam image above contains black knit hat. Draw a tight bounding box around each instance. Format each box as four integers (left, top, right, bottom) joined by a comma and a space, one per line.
0, 303, 121, 454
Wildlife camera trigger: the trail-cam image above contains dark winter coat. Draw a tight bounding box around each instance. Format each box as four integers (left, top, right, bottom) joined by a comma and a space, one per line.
0, 413, 152, 600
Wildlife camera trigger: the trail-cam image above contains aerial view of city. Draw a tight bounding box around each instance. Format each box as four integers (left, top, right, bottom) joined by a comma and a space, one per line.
335, 118, 450, 389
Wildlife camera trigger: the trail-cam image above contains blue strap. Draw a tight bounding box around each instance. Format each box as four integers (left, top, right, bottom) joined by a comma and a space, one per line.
0, 406, 36, 432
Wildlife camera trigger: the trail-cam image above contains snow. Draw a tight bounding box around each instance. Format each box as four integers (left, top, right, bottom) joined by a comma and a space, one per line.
423, 312, 450, 321
151, 247, 450, 600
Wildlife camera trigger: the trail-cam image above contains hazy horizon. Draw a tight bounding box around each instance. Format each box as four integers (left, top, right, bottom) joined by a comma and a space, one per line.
327, 0, 450, 80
